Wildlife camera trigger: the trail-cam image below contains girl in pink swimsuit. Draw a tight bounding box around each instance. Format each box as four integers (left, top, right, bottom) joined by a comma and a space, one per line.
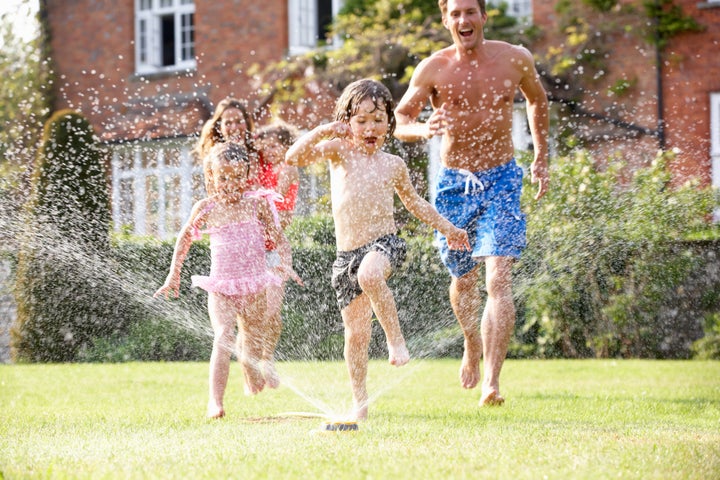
154, 142, 282, 419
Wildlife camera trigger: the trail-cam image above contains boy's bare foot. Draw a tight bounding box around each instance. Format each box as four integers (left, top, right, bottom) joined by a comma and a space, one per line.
388, 342, 410, 366
480, 388, 505, 406
459, 339, 481, 388
262, 360, 281, 389
353, 401, 369, 421
207, 403, 225, 419
242, 364, 266, 395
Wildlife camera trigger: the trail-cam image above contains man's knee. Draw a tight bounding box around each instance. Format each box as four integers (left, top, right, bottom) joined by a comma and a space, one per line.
451, 266, 480, 294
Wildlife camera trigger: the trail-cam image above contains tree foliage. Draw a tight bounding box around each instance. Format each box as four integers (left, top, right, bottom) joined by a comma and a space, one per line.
0, 1, 51, 205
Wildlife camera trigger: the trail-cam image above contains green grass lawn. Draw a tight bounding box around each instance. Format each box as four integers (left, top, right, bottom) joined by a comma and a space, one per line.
1, 359, 718, 479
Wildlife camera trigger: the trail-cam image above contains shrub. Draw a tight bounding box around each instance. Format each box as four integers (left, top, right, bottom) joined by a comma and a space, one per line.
516, 149, 717, 358
691, 313, 720, 360
12, 110, 114, 362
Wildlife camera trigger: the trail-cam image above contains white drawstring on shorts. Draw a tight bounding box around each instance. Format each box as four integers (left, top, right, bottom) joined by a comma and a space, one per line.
458, 169, 485, 194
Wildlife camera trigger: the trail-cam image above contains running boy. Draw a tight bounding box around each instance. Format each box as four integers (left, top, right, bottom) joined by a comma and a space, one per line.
286, 79, 470, 420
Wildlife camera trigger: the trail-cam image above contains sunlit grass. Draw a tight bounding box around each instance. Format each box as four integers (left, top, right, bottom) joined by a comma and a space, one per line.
1, 359, 718, 479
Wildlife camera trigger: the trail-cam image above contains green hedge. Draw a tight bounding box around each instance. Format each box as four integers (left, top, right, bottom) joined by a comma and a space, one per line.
9, 148, 719, 362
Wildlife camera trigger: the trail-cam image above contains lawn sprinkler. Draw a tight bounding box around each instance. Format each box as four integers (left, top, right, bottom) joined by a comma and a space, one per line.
321, 420, 359, 432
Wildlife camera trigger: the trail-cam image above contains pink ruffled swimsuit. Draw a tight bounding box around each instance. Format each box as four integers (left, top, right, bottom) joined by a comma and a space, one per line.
191, 191, 282, 296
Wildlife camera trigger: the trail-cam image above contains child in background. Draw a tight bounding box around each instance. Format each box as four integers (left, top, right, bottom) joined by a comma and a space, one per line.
255, 122, 303, 383
195, 97, 256, 195
286, 79, 470, 420
255, 122, 301, 231
154, 142, 283, 419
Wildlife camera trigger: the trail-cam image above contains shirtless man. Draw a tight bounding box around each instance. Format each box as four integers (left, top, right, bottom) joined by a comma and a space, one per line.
394, 0, 549, 406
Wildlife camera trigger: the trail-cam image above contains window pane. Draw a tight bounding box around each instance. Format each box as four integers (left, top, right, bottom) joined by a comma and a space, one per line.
164, 175, 183, 235
160, 0, 173, 7
145, 175, 159, 237
160, 14, 175, 66
118, 178, 134, 229
139, 19, 147, 63
181, 13, 195, 61
139, 0, 152, 11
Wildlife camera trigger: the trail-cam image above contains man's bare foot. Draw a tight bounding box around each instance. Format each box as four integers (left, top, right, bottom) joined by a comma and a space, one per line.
388, 342, 410, 366
459, 346, 481, 389
480, 388, 505, 406
207, 403, 225, 419
262, 360, 281, 389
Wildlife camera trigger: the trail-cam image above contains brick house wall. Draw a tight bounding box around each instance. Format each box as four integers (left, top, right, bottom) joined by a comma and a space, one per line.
42, 0, 338, 238
43, 0, 307, 142
532, 0, 720, 188
661, 0, 720, 186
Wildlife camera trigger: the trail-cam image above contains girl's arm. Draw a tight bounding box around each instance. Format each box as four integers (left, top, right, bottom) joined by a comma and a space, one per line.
257, 197, 283, 251
285, 121, 349, 167
275, 163, 299, 199
392, 159, 470, 251
153, 200, 207, 298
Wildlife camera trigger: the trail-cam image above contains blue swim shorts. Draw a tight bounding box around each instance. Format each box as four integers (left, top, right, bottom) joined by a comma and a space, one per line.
434, 159, 526, 278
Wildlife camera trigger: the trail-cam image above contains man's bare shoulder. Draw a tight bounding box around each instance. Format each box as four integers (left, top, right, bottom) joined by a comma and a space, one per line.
416, 46, 456, 73
486, 40, 533, 62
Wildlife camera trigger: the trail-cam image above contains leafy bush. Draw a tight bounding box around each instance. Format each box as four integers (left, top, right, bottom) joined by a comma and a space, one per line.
515, 149, 718, 358
12, 110, 113, 362
691, 313, 720, 360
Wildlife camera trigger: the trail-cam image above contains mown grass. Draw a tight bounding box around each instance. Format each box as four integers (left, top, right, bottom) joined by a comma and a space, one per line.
1, 359, 718, 479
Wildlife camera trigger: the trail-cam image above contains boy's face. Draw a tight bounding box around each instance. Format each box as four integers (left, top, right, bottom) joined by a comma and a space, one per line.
348, 98, 389, 154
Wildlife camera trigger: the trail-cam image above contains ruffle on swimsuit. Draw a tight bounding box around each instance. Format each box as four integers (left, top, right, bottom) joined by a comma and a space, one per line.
190, 190, 282, 296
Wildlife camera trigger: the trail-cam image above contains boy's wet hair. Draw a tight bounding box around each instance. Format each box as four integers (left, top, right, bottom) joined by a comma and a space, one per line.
438, 0, 486, 16
255, 121, 299, 148
333, 79, 396, 137
209, 142, 252, 178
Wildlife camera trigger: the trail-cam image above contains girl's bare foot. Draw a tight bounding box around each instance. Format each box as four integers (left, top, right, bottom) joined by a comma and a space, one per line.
388, 341, 410, 366
207, 403, 225, 419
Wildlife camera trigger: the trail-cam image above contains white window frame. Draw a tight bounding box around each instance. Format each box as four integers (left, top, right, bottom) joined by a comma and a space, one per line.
288, 0, 344, 55
710, 92, 720, 221
501, 0, 532, 20
135, 0, 196, 75
111, 140, 202, 239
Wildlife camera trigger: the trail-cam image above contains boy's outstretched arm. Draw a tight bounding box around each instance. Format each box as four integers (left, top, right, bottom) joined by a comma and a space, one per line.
393, 161, 470, 251
285, 121, 350, 167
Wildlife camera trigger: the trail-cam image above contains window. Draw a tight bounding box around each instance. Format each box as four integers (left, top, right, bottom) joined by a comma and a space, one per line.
288, 0, 341, 55
711, 93, 720, 221
502, 0, 532, 19
111, 140, 204, 239
135, 0, 195, 75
